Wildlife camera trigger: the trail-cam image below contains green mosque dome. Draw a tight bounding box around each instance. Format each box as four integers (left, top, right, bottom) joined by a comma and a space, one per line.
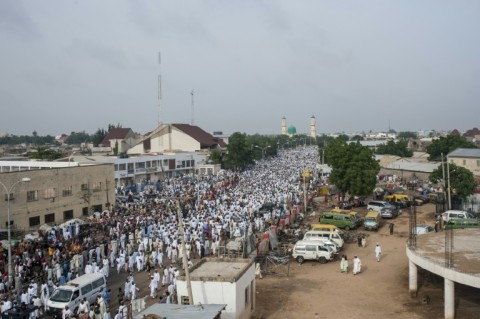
287, 125, 297, 135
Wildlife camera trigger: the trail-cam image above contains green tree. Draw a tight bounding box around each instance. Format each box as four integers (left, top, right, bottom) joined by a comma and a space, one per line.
325, 138, 380, 198
429, 163, 476, 200
92, 128, 107, 146
113, 141, 119, 156
209, 149, 225, 167
376, 140, 413, 157
28, 147, 63, 160
66, 131, 91, 145
426, 135, 477, 161
397, 131, 417, 140
224, 132, 254, 170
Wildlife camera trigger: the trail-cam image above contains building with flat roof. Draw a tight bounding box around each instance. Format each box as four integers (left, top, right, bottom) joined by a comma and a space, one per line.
0, 162, 114, 231
134, 303, 226, 319
176, 258, 256, 319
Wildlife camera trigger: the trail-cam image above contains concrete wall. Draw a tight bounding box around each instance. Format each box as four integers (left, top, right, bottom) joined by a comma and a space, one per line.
449, 157, 480, 177
176, 262, 255, 319
0, 164, 114, 231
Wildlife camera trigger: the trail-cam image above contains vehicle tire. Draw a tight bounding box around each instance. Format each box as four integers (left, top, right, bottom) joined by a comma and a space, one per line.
344, 226, 350, 231
296, 256, 304, 264
319, 257, 327, 264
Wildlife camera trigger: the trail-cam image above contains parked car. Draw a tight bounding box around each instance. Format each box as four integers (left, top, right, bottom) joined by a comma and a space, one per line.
415, 224, 434, 235
380, 206, 399, 219
368, 201, 398, 218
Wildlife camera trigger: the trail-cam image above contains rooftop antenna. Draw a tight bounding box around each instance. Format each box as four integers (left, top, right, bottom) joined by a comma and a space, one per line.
157, 51, 163, 127
191, 89, 195, 125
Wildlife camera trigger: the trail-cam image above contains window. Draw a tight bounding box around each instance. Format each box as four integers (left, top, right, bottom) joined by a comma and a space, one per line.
477, 160, 480, 167
29, 216, 40, 227
92, 182, 102, 192
306, 245, 316, 252
44, 188, 56, 199
27, 190, 38, 202
81, 184, 88, 191
92, 278, 105, 289
82, 207, 89, 216
463, 159, 466, 165
63, 210, 73, 220
245, 286, 250, 307
4, 193, 13, 201
119, 164, 126, 171
180, 296, 190, 305
45, 213, 55, 224
81, 284, 92, 295
62, 186, 73, 197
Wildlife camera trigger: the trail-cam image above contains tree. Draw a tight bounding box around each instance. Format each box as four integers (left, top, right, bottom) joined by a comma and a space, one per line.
375, 140, 413, 157
325, 138, 380, 198
224, 132, 254, 170
209, 148, 225, 167
28, 147, 63, 160
426, 135, 477, 161
92, 128, 107, 146
397, 131, 417, 140
429, 163, 476, 200
113, 141, 119, 156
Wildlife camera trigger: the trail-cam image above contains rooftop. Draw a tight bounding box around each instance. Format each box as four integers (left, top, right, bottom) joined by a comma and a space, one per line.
413, 228, 480, 275
448, 148, 480, 158
134, 303, 226, 319
177, 258, 254, 282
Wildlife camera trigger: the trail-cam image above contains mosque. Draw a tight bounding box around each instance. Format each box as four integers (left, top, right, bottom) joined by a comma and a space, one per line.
281, 116, 317, 138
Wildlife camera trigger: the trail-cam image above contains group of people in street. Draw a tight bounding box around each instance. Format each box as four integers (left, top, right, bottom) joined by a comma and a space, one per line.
0, 147, 320, 318
339, 243, 382, 275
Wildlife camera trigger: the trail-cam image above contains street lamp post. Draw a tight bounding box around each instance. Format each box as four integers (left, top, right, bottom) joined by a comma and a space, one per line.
0, 177, 31, 280
254, 145, 271, 159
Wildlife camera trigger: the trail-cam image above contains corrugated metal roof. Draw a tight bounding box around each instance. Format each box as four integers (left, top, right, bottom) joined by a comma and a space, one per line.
134, 303, 226, 319
448, 148, 480, 158
384, 160, 439, 173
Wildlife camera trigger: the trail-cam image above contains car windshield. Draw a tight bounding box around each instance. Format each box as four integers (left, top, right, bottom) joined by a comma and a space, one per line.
467, 212, 476, 218
50, 289, 73, 303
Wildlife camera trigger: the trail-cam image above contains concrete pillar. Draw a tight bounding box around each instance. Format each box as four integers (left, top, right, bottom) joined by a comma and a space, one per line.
409, 260, 418, 296
444, 278, 455, 319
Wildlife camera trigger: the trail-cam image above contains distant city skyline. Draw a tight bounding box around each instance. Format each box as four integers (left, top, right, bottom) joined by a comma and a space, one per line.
1, 1, 479, 136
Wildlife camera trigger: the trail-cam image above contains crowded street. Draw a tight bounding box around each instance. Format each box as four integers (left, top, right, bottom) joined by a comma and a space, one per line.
1, 147, 319, 319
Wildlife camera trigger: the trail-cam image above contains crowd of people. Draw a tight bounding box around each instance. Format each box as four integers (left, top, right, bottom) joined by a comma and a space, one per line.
0, 147, 320, 318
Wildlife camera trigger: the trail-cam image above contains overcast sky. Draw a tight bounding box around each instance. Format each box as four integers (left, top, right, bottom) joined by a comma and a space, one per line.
1, 1, 479, 137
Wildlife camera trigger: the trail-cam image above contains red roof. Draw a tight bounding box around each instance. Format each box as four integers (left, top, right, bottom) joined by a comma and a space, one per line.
100, 128, 133, 147
172, 124, 226, 148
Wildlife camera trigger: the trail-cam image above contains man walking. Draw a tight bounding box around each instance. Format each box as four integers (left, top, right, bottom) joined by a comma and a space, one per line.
375, 243, 382, 262
353, 256, 362, 275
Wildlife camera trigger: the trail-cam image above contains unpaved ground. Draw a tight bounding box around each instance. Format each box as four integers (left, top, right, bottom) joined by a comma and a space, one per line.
252, 200, 480, 319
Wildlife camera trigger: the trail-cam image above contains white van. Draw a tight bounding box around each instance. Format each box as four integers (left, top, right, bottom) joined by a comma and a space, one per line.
300, 238, 339, 255
441, 210, 474, 223
47, 273, 106, 318
291, 240, 334, 264
303, 230, 344, 249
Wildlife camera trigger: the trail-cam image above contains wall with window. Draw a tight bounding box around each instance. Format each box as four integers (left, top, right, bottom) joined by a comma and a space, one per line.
0, 163, 114, 231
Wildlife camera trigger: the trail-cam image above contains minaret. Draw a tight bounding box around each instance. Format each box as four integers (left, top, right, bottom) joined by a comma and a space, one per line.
281, 117, 287, 135
310, 115, 317, 138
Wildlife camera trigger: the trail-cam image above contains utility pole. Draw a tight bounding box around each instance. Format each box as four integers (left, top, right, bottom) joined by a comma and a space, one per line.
447, 157, 452, 210
175, 200, 193, 305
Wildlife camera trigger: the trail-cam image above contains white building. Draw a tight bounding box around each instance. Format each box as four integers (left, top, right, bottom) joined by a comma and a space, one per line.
176, 258, 256, 319
128, 123, 226, 155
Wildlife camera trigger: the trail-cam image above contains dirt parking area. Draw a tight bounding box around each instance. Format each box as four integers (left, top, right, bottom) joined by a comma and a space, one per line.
252, 200, 480, 319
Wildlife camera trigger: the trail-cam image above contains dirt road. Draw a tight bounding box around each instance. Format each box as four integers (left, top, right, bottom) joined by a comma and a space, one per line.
252, 200, 480, 319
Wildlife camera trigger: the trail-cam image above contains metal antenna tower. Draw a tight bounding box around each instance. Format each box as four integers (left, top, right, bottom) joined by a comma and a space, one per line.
157, 51, 163, 126
191, 89, 195, 125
